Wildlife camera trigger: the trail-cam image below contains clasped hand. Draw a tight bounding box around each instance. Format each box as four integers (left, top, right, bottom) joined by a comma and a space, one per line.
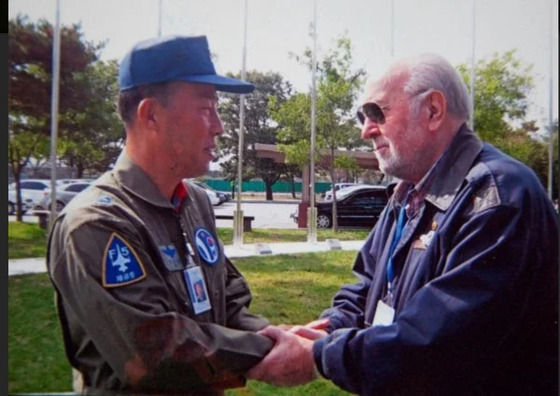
246, 318, 330, 387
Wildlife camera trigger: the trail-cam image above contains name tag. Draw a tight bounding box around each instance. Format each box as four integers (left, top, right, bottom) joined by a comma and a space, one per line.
183, 266, 211, 315
372, 300, 395, 326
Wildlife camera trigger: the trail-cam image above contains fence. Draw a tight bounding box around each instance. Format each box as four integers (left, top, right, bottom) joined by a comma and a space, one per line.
204, 179, 332, 194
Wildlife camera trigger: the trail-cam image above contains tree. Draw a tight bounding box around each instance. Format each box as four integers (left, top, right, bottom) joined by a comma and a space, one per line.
217, 71, 294, 200
9, 15, 102, 220
58, 60, 124, 176
457, 50, 557, 195
272, 34, 366, 231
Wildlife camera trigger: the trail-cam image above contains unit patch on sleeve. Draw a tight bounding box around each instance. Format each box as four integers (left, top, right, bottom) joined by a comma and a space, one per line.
102, 233, 147, 287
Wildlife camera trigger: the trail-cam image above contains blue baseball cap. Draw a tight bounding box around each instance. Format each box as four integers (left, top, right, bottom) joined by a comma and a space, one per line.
118, 35, 254, 94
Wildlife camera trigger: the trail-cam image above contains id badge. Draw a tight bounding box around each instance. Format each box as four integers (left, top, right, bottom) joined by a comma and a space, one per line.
183, 266, 211, 315
372, 300, 395, 326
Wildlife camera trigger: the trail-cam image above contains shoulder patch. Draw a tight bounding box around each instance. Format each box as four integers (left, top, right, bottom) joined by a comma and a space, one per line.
102, 233, 147, 288
471, 182, 501, 214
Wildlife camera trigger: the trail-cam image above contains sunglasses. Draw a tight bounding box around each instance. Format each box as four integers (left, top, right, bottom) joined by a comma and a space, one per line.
356, 89, 432, 126
356, 102, 385, 126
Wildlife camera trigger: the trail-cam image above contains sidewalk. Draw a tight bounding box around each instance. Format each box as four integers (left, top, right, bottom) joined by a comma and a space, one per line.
8, 240, 365, 276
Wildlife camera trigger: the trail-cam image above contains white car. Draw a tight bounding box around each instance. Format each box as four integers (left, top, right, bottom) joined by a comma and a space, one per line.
8, 179, 55, 215
8, 188, 34, 215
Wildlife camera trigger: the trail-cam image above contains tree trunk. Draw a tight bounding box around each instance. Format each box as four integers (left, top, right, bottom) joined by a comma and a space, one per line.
76, 164, 85, 178
11, 166, 24, 222
291, 175, 296, 199
264, 180, 274, 201
329, 152, 339, 232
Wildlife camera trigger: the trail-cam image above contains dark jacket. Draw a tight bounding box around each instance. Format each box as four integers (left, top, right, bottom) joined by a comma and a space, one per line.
47, 152, 273, 395
313, 125, 558, 395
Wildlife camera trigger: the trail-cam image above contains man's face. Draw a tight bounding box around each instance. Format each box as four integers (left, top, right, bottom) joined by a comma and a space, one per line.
359, 72, 428, 182
159, 82, 224, 179
195, 282, 204, 296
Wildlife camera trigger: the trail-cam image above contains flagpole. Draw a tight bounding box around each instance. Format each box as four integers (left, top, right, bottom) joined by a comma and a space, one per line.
547, 0, 554, 199
390, 0, 395, 58
470, 0, 476, 132
234, 0, 248, 247
307, 0, 318, 243
158, 0, 163, 37
49, 0, 61, 231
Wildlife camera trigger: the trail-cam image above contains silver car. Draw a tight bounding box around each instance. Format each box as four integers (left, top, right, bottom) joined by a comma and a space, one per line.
32, 182, 92, 212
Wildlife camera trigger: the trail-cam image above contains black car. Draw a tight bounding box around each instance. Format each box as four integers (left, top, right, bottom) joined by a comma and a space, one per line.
315, 185, 390, 228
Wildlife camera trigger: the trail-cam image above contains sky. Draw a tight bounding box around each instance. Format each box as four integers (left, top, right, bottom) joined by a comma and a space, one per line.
8, 0, 559, 133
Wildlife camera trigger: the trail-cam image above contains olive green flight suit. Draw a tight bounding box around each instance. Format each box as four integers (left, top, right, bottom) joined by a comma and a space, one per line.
47, 153, 272, 395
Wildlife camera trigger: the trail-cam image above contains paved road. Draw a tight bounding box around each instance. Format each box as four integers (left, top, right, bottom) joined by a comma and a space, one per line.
9, 201, 301, 229
214, 200, 299, 229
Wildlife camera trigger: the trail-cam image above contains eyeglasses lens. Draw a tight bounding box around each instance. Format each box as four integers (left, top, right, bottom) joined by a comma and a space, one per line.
357, 103, 385, 125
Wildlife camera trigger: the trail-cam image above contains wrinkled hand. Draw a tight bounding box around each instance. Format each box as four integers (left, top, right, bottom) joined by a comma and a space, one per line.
289, 318, 330, 340
247, 326, 317, 387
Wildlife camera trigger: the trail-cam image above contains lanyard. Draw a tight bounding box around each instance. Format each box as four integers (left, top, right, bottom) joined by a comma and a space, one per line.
386, 194, 409, 303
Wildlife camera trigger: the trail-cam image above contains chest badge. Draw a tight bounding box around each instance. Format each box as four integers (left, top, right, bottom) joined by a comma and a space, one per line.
194, 227, 220, 266
102, 233, 146, 287
158, 244, 183, 271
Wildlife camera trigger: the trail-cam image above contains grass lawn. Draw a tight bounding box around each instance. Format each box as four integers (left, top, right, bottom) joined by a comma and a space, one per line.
8, 251, 358, 395
8, 222, 48, 259
8, 222, 365, 394
8, 222, 369, 260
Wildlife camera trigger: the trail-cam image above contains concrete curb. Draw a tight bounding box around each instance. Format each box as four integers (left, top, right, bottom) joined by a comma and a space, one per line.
8, 240, 365, 276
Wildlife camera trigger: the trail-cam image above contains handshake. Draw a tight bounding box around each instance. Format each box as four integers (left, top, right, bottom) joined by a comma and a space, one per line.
246, 318, 331, 387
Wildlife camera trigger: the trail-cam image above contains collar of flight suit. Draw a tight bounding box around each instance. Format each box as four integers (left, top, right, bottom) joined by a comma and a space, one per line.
111, 151, 182, 210
392, 123, 484, 212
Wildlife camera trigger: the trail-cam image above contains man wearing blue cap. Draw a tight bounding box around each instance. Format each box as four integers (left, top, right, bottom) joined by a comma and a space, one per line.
47, 35, 273, 395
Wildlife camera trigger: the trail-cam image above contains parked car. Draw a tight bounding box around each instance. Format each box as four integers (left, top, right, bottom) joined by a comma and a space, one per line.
32, 182, 92, 212
8, 188, 34, 215
322, 183, 360, 201
57, 178, 96, 185
8, 179, 55, 214
292, 185, 390, 229
191, 181, 231, 205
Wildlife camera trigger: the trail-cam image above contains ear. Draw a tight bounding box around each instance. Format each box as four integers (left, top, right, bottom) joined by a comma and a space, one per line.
136, 98, 161, 131
426, 90, 446, 131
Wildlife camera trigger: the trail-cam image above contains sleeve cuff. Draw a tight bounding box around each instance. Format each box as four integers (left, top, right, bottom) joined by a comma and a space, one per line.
312, 337, 328, 379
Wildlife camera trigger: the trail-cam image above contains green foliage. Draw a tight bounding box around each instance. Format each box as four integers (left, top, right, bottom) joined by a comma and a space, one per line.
218, 71, 297, 200
9, 14, 122, 218
9, 252, 358, 395
273, 34, 366, 231
58, 59, 124, 176
457, 50, 534, 143
274, 36, 365, 163
457, 50, 557, 194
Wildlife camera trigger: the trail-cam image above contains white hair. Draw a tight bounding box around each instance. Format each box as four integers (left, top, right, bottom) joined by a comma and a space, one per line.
392, 53, 472, 120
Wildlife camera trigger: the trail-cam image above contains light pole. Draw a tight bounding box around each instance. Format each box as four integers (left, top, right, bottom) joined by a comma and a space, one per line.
546, 0, 555, 199
233, 0, 249, 247
470, 0, 476, 132
49, 0, 61, 231
307, 0, 318, 243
